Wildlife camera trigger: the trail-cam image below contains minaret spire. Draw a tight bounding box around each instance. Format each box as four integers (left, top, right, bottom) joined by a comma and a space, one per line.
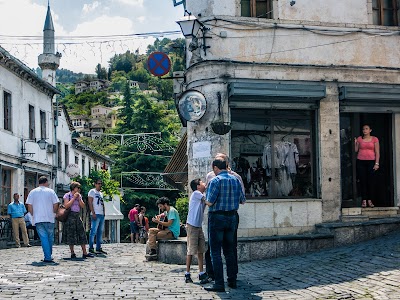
38, 1, 60, 87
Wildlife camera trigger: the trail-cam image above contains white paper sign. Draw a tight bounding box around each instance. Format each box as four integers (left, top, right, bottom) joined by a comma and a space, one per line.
193, 141, 211, 159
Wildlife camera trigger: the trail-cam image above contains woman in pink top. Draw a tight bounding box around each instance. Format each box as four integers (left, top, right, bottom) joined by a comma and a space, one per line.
62, 181, 94, 259
354, 124, 380, 208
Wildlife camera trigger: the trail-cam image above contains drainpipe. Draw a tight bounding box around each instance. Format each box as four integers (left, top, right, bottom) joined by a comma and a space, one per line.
53, 96, 58, 193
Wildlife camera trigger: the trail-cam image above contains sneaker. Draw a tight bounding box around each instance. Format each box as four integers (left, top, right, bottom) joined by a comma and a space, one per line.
96, 248, 107, 255
71, 253, 77, 259
89, 248, 96, 254
83, 253, 95, 258
185, 273, 193, 283
24, 244, 32, 247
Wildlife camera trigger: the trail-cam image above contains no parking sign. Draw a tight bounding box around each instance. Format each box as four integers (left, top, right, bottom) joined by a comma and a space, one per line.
147, 52, 171, 77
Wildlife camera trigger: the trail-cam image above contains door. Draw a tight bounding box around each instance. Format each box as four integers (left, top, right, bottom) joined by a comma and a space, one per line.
340, 113, 393, 208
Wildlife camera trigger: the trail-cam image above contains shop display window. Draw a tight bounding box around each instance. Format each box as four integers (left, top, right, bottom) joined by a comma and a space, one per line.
231, 109, 315, 199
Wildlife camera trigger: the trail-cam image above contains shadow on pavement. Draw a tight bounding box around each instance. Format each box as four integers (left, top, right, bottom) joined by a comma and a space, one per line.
30, 261, 60, 267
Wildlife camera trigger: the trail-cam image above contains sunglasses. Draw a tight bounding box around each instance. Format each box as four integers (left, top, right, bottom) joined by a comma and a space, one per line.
96, 182, 102, 185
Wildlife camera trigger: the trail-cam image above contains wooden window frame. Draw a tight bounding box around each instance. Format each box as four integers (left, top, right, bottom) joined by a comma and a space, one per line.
3, 91, 12, 131
28, 105, 35, 140
40, 110, 46, 140
57, 141, 62, 169
64, 144, 69, 169
242, 0, 273, 18
373, 0, 399, 25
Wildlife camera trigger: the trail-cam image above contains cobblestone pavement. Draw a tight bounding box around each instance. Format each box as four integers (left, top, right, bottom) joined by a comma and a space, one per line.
1, 232, 400, 300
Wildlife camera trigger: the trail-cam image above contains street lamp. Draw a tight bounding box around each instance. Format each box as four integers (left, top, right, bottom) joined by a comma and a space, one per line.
176, 15, 202, 38
37, 139, 48, 150
21, 138, 48, 158
176, 14, 211, 56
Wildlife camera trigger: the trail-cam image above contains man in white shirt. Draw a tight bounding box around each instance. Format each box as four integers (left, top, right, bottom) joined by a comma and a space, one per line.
88, 179, 107, 254
26, 176, 59, 263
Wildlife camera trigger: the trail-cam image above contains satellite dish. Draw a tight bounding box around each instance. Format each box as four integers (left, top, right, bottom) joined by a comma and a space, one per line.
178, 90, 207, 122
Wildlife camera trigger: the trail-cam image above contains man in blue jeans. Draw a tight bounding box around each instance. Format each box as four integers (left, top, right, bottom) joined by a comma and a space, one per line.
204, 158, 245, 292
26, 176, 59, 263
88, 180, 107, 254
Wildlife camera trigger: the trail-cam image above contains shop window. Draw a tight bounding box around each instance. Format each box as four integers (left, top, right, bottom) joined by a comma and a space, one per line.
241, 0, 273, 18
3, 91, 12, 131
231, 109, 315, 199
1, 169, 12, 214
372, 0, 399, 25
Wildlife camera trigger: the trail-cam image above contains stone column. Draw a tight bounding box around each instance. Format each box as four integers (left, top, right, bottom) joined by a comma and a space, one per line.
319, 83, 341, 222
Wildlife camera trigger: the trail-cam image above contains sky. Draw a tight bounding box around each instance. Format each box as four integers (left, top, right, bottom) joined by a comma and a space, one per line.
0, 0, 184, 73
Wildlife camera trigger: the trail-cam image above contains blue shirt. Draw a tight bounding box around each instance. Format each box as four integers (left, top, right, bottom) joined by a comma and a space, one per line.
166, 206, 181, 238
206, 170, 246, 212
7, 201, 27, 218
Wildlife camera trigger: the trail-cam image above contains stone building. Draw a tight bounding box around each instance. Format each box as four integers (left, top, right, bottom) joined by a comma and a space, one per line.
174, 0, 400, 238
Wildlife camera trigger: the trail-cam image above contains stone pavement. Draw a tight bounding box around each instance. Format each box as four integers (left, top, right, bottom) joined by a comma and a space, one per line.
1, 232, 400, 300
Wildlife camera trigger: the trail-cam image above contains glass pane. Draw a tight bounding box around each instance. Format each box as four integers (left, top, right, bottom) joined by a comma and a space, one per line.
256, 0, 268, 18
383, 0, 394, 8
372, 10, 381, 24
372, 0, 378, 8
231, 109, 314, 198
231, 114, 271, 198
241, 0, 251, 17
383, 9, 395, 25
273, 118, 313, 197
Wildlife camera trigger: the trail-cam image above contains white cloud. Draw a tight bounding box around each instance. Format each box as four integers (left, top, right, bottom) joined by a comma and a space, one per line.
82, 1, 100, 14
61, 15, 142, 73
113, 0, 144, 7
138, 16, 146, 23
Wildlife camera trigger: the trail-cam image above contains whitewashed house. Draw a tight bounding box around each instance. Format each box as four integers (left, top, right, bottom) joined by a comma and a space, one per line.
174, 0, 400, 238
0, 46, 59, 214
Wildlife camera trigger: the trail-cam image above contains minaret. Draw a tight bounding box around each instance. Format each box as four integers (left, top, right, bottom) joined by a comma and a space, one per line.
38, 1, 60, 87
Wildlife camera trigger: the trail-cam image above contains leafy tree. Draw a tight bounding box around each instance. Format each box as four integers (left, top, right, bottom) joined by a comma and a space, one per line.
95, 63, 108, 80
116, 82, 134, 133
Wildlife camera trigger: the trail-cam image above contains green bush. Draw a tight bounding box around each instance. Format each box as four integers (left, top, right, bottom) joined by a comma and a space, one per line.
175, 193, 189, 224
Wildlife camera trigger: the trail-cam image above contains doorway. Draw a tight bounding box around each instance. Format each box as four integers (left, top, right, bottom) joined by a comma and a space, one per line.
340, 113, 393, 208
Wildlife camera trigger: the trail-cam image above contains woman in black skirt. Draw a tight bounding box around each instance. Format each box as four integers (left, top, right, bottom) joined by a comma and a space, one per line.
62, 182, 94, 259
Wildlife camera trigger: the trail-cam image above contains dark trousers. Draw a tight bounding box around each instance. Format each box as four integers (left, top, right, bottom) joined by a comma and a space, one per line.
208, 212, 238, 287
26, 225, 39, 240
356, 159, 376, 200
205, 212, 239, 278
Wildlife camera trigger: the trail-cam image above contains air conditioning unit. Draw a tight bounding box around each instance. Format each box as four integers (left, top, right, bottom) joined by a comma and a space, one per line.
47, 144, 56, 153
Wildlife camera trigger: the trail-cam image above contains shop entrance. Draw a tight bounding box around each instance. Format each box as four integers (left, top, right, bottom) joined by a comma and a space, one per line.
340, 113, 393, 208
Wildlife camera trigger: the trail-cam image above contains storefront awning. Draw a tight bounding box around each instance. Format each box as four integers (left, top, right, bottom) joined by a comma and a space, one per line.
228, 81, 326, 108
339, 85, 400, 112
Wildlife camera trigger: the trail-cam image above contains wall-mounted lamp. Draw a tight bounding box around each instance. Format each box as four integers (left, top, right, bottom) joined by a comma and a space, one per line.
176, 14, 211, 56
21, 138, 48, 158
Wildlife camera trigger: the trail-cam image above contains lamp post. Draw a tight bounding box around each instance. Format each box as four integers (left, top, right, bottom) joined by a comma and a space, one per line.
176, 15, 210, 56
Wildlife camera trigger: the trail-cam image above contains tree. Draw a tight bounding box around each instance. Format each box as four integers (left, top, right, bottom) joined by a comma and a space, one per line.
95, 63, 108, 80
116, 82, 134, 133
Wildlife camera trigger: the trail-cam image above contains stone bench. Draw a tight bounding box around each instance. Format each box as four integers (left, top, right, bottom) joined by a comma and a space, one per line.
157, 233, 334, 265
157, 217, 400, 265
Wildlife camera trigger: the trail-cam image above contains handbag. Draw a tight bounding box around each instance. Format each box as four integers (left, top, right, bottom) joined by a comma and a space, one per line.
56, 193, 71, 222
56, 205, 70, 222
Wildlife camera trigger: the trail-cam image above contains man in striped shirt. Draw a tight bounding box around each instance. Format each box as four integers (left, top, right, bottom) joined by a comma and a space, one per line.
204, 158, 245, 292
